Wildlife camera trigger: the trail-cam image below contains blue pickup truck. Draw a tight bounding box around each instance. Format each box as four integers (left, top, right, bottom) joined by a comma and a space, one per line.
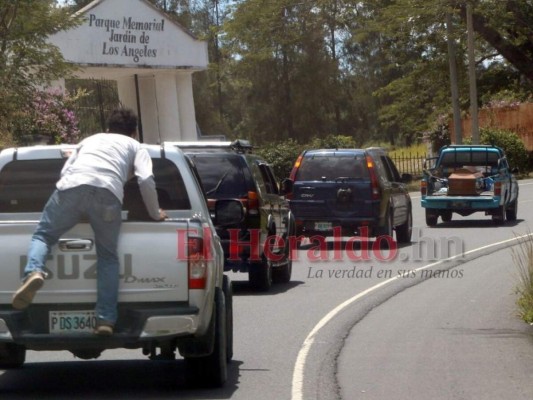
421, 145, 519, 226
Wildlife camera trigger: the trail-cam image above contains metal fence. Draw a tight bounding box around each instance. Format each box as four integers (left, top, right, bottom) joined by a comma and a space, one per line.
390, 152, 427, 177
66, 79, 121, 137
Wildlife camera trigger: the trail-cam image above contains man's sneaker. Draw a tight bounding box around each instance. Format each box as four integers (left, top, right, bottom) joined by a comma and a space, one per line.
12, 272, 45, 310
94, 322, 114, 336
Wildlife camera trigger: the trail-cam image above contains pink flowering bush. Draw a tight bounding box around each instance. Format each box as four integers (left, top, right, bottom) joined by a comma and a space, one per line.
13, 88, 82, 145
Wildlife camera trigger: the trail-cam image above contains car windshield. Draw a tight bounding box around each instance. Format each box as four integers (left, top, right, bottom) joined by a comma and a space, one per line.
296, 154, 369, 181
189, 154, 248, 198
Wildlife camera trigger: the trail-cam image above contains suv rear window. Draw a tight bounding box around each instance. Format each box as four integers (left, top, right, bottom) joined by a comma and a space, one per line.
296, 154, 369, 181
188, 154, 249, 198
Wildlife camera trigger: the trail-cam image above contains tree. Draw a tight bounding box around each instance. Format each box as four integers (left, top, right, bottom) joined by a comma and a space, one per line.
345, 0, 532, 146
0, 1, 81, 146
457, 0, 533, 82
61, 0, 533, 149
222, 0, 342, 142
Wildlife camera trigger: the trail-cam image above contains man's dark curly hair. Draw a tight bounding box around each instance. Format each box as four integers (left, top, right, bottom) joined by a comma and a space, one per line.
107, 108, 138, 137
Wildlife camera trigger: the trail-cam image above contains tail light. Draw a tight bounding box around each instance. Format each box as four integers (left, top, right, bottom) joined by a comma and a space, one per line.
207, 199, 216, 218
289, 154, 304, 181
494, 181, 502, 196
241, 191, 259, 216
420, 180, 427, 196
366, 156, 381, 200
188, 237, 207, 289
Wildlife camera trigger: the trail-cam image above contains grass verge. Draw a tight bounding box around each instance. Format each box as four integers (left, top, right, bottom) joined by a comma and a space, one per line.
513, 233, 533, 324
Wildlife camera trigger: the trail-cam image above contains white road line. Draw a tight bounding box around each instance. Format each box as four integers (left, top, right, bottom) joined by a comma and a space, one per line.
290, 233, 532, 400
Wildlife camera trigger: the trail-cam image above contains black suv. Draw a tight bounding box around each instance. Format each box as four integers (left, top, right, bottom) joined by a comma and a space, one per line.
175, 140, 295, 291
286, 147, 412, 243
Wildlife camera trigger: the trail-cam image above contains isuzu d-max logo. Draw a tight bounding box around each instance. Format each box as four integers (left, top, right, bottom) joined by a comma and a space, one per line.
18, 254, 165, 284
19, 254, 133, 279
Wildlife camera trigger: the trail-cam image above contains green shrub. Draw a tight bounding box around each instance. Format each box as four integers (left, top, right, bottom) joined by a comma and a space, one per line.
465, 127, 529, 173
308, 134, 357, 149
256, 138, 304, 179
257, 135, 361, 179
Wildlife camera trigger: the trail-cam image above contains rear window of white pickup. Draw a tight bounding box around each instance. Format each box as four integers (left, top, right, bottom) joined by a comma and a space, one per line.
0, 158, 190, 214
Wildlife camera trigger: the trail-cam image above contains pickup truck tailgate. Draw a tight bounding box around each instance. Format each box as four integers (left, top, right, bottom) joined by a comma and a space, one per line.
0, 220, 189, 305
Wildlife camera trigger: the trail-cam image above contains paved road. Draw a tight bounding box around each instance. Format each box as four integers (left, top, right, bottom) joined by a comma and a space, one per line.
338, 247, 533, 400
1, 181, 532, 399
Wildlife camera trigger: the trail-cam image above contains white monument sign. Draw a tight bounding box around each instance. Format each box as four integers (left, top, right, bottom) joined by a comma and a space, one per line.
49, 0, 209, 143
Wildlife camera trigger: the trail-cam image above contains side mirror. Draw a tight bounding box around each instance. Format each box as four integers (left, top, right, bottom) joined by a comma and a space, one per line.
280, 178, 293, 195
213, 199, 245, 226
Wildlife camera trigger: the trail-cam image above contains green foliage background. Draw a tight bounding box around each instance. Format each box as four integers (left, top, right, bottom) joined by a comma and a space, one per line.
2, 1, 533, 162
0, 1, 81, 147
463, 128, 529, 173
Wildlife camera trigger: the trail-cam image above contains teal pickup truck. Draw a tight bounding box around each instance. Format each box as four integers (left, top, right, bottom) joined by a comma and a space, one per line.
421, 145, 519, 226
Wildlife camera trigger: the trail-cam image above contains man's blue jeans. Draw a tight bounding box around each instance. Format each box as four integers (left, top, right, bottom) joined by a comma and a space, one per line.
25, 185, 122, 324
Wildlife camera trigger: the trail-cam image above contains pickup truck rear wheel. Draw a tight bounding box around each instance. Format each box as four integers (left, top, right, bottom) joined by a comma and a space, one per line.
425, 209, 438, 227
492, 205, 506, 225
0, 343, 25, 369
506, 199, 518, 221
441, 210, 452, 222
185, 288, 227, 388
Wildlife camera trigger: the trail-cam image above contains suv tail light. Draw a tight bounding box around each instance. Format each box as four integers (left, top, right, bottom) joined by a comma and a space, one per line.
289, 154, 304, 181
366, 156, 381, 200
241, 191, 259, 216
188, 237, 207, 289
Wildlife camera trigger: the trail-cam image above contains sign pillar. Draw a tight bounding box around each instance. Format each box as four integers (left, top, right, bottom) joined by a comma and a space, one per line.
155, 73, 182, 142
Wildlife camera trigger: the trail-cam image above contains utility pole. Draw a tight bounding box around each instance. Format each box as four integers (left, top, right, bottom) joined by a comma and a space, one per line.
446, 13, 462, 144
466, 3, 480, 144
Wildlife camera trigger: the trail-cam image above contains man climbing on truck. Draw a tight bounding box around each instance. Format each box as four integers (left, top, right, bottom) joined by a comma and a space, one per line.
12, 108, 166, 336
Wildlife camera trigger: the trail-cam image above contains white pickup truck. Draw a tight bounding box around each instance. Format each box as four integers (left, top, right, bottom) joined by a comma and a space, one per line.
0, 143, 241, 388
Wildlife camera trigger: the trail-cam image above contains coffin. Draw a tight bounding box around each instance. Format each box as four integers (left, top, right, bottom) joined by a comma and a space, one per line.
447, 167, 483, 196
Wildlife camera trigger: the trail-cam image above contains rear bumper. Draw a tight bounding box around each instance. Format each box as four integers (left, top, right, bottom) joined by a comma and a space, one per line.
290, 199, 382, 237
421, 195, 501, 210
0, 303, 200, 351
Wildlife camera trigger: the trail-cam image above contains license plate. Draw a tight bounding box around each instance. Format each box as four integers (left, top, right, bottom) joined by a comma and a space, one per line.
315, 222, 333, 231
49, 310, 97, 334
451, 201, 469, 208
